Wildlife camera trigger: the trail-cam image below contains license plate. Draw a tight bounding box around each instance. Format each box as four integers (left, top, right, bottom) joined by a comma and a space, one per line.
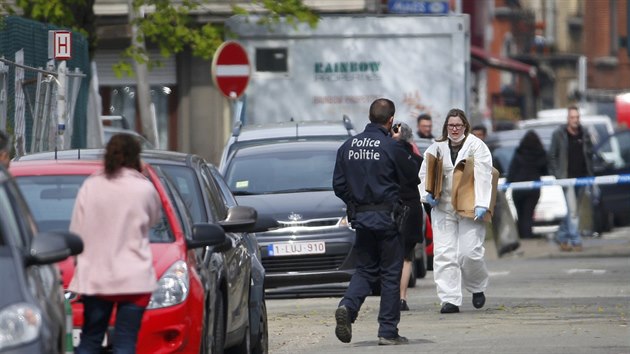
268, 241, 326, 256
72, 328, 108, 348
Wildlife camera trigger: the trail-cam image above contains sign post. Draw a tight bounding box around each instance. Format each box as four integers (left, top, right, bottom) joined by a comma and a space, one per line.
48, 30, 72, 151
211, 41, 251, 124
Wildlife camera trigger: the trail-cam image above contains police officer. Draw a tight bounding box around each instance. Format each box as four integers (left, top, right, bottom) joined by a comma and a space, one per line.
332, 98, 419, 346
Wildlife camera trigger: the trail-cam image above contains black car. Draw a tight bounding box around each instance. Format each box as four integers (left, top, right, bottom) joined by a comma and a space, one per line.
219, 117, 355, 171
0, 166, 82, 353
221, 139, 357, 288
591, 129, 630, 227
141, 150, 270, 353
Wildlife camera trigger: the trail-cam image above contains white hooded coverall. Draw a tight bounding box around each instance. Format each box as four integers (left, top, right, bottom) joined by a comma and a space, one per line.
419, 134, 493, 306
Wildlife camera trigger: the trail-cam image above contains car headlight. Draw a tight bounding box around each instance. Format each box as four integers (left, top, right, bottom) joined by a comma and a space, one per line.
0, 303, 42, 350
147, 261, 189, 309
337, 216, 354, 230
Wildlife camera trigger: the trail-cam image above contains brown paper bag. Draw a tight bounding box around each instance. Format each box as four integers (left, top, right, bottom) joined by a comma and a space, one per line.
451, 156, 499, 222
425, 151, 443, 199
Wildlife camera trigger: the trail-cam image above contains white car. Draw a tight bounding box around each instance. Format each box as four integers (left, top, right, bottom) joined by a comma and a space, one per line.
487, 127, 567, 237
500, 176, 567, 235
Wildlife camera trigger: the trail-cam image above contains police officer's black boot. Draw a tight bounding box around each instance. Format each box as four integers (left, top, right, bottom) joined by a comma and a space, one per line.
378, 335, 409, 345
335, 305, 352, 343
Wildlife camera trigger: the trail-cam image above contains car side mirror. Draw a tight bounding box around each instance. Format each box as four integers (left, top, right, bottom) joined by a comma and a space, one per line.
218, 205, 257, 232
63, 232, 84, 256
218, 206, 280, 233
26, 231, 82, 266
187, 223, 227, 249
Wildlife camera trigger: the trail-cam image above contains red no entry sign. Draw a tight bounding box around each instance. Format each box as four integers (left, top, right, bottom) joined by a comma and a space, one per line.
211, 41, 251, 99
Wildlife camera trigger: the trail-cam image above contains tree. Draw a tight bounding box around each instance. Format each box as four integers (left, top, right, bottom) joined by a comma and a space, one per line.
2, 0, 318, 146
3, 0, 317, 67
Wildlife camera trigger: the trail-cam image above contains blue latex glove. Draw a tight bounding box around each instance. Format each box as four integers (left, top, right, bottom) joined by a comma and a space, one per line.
425, 193, 439, 207
474, 207, 487, 221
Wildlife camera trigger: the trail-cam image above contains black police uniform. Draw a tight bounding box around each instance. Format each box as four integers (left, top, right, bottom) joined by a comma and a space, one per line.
332, 123, 419, 339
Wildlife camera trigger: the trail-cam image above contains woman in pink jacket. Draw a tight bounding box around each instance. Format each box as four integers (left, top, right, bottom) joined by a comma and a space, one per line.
69, 133, 161, 354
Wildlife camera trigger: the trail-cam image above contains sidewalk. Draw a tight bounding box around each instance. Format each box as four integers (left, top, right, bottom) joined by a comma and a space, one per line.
485, 226, 630, 261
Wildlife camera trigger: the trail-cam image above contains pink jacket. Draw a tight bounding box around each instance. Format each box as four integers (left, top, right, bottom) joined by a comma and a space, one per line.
68, 168, 161, 295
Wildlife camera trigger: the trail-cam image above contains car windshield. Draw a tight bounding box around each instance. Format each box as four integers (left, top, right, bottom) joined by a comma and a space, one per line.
15, 175, 174, 243
225, 149, 336, 195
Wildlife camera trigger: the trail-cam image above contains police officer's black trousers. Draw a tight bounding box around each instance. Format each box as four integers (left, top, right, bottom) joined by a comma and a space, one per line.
339, 228, 403, 338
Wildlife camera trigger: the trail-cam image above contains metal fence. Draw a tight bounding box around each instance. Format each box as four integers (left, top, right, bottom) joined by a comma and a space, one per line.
0, 16, 90, 155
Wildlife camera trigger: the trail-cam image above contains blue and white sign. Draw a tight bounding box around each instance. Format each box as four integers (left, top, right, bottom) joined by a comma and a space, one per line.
388, 0, 449, 14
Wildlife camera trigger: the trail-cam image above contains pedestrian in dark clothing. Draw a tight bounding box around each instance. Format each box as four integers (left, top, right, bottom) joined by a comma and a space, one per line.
333, 98, 418, 346
507, 130, 548, 239
391, 122, 423, 311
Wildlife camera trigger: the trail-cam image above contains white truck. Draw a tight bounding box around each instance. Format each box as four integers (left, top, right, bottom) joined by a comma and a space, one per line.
225, 15, 470, 134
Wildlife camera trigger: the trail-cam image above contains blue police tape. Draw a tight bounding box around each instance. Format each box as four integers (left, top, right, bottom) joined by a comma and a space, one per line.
499, 174, 630, 191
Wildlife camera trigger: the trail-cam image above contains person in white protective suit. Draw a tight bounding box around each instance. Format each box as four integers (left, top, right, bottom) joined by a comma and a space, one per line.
419, 108, 494, 314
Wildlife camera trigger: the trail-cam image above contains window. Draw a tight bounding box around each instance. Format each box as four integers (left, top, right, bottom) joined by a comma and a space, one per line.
224, 148, 336, 195
158, 166, 206, 224
255, 48, 288, 73
15, 175, 174, 243
200, 165, 228, 221
101, 85, 176, 150
15, 175, 86, 232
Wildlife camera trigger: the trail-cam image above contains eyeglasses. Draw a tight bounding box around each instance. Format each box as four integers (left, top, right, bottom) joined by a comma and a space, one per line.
447, 124, 465, 130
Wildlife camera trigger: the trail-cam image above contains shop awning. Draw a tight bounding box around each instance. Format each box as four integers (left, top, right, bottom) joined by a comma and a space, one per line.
471, 46, 537, 78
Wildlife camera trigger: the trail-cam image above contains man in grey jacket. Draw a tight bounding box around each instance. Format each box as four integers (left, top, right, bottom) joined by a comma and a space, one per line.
548, 105, 593, 251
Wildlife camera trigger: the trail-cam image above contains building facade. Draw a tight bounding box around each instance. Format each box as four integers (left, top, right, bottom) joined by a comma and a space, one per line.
90, 0, 629, 163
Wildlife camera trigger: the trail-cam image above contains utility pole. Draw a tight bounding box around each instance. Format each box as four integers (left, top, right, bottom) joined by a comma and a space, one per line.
128, 0, 158, 147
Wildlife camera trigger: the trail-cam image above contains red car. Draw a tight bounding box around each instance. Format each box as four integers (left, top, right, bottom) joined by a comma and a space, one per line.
10, 159, 256, 353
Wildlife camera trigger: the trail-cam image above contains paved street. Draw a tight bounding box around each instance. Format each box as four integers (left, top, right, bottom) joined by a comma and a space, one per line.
266, 227, 630, 354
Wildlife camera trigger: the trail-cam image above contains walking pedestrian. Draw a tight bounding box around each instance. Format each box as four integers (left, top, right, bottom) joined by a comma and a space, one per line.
69, 133, 161, 353
333, 98, 419, 346
507, 130, 548, 239
0, 130, 11, 169
419, 108, 494, 314
548, 105, 593, 252
391, 122, 423, 312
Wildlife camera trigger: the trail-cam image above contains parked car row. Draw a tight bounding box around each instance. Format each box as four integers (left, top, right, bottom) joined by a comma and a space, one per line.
10, 150, 272, 353
2, 117, 437, 353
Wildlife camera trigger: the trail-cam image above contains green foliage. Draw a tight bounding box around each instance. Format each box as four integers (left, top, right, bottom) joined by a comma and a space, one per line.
234, 0, 319, 29
4, 0, 318, 76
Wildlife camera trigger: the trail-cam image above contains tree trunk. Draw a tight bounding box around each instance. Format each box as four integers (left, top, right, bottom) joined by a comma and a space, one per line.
128, 0, 158, 147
